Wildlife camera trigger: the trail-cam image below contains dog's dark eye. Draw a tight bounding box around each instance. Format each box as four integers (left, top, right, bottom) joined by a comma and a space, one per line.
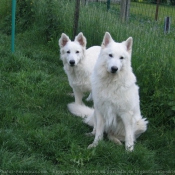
120, 56, 124, 60
76, 51, 79, 53
109, 54, 113, 57
67, 51, 70, 54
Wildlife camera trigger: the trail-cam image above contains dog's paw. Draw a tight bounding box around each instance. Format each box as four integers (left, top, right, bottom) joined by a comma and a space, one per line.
87, 142, 98, 149
108, 135, 122, 145
125, 144, 134, 152
85, 132, 95, 137
67, 93, 74, 97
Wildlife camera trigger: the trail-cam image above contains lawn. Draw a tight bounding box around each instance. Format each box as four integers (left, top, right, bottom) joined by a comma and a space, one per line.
0, 0, 175, 174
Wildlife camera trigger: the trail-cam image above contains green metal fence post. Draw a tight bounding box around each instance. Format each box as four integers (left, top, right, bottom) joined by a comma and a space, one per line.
11, 0, 16, 53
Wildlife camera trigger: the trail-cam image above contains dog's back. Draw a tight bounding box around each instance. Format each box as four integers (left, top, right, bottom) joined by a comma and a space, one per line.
83, 46, 101, 75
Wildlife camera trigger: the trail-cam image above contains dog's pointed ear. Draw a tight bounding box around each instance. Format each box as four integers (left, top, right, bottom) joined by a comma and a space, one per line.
124, 37, 133, 53
75, 32, 87, 47
102, 32, 113, 48
59, 33, 70, 48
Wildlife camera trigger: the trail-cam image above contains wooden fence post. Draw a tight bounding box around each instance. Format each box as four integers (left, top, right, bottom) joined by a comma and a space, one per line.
155, 0, 160, 21
120, 0, 130, 22
73, 0, 81, 39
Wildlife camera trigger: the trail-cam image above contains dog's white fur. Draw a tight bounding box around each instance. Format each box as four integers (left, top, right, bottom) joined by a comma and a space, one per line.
68, 32, 148, 151
59, 32, 101, 105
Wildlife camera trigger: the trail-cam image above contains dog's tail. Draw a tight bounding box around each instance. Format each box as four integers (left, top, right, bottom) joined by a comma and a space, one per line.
67, 103, 94, 127
135, 118, 148, 138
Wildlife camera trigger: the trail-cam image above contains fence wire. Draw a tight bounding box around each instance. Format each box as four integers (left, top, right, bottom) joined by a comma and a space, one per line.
83, 1, 174, 30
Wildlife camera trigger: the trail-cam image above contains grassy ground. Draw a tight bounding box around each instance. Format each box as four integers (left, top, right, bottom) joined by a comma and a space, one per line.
0, 0, 175, 174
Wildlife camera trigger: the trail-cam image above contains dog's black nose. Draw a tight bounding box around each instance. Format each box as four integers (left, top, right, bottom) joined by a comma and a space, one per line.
69, 60, 75, 66
111, 66, 118, 73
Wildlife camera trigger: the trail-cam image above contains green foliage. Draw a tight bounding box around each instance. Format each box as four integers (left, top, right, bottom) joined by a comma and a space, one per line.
0, 0, 35, 35
15, 0, 35, 32
0, 0, 11, 19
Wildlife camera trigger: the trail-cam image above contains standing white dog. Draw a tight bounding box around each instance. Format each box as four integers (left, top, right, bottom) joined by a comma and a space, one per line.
68, 32, 148, 151
59, 33, 101, 105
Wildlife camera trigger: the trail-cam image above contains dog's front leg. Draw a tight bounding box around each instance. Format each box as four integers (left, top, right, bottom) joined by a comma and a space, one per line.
121, 113, 134, 151
73, 87, 83, 105
88, 109, 104, 149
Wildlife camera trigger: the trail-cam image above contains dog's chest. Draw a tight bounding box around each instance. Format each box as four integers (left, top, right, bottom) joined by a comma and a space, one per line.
95, 80, 133, 112
65, 65, 91, 90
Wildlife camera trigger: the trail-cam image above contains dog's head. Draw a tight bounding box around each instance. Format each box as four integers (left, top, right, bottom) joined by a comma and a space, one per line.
59, 32, 87, 66
99, 32, 133, 74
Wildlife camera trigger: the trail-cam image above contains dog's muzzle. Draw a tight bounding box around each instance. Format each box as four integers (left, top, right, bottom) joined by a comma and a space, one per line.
111, 66, 118, 73
69, 60, 75, 66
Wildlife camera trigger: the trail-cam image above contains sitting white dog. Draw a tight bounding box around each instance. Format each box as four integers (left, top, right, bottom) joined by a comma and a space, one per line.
59, 32, 101, 105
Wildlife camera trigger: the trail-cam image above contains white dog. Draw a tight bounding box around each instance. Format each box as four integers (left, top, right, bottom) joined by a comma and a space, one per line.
59, 32, 101, 105
68, 32, 148, 151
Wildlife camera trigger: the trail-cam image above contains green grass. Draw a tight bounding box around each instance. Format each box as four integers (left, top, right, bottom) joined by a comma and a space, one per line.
0, 0, 175, 173
0, 0, 11, 20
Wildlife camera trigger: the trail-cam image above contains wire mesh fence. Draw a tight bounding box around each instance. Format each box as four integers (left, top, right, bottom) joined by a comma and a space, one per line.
0, 0, 174, 37
80, 0, 175, 31
72, 0, 175, 51
0, 0, 174, 57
